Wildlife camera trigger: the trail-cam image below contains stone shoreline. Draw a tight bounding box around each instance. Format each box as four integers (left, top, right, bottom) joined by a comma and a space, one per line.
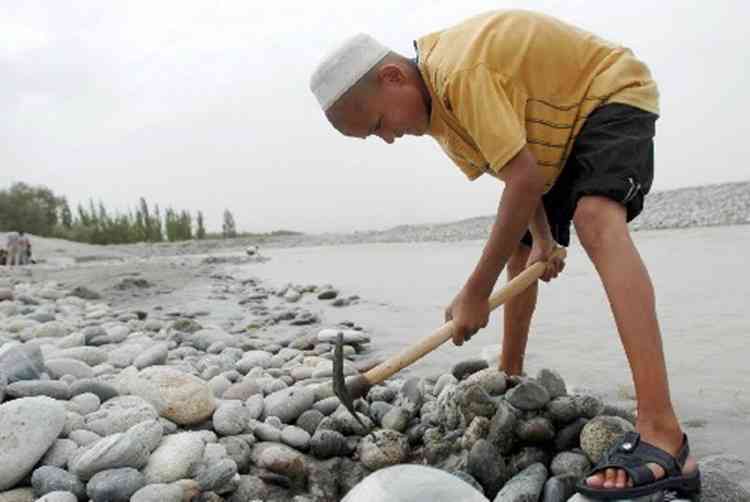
1, 257, 748, 502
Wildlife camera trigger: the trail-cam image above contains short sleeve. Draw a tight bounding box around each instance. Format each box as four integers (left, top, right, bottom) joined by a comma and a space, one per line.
447, 65, 527, 175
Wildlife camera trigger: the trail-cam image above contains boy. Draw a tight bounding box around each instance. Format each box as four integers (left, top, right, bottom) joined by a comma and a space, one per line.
310, 10, 700, 499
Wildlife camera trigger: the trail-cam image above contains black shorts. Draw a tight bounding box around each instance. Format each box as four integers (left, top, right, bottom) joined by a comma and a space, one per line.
521, 103, 658, 247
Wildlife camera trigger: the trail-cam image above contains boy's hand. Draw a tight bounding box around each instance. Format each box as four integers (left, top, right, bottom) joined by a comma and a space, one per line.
445, 288, 489, 346
527, 239, 565, 282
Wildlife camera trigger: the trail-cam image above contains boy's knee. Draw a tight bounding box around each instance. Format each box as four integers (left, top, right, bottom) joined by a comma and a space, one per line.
573, 196, 628, 252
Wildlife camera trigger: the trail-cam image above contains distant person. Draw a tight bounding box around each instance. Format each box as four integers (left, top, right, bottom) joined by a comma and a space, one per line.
5, 231, 21, 267
310, 10, 699, 500
18, 231, 30, 265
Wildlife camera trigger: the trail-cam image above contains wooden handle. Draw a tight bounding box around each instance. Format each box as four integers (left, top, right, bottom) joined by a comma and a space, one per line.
363, 247, 567, 385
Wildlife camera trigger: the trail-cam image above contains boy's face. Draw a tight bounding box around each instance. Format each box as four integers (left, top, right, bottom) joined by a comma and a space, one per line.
326, 63, 430, 144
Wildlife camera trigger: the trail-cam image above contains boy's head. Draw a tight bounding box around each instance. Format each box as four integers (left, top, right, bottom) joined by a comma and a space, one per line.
310, 34, 431, 144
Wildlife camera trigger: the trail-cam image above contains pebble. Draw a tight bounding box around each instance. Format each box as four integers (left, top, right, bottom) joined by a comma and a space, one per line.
142, 432, 206, 484
130, 484, 183, 502
30, 466, 86, 501
130, 366, 216, 425
213, 401, 250, 436
85, 468, 145, 502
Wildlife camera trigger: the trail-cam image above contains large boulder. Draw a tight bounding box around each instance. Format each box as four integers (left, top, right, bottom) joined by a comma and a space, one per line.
0, 397, 66, 490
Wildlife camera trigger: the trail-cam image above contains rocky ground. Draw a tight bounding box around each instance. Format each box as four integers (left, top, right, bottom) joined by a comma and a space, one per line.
0, 252, 748, 502
0, 180, 748, 502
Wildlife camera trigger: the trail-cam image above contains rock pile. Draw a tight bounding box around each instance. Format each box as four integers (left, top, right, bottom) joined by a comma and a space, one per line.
0, 273, 747, 502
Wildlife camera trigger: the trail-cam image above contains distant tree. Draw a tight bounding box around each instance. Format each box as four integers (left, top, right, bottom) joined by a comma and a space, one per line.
178, 210, 192, 240
152, 204, 163, 242
0, 182, 63, 235
222, 209, 237, 239
60, 198, 73, 229
196, 211, 206, 240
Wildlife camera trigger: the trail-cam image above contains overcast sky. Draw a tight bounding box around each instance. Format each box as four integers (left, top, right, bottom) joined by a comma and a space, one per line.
2, 1, 747, 233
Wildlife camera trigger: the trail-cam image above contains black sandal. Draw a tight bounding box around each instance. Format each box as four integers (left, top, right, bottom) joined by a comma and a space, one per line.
576, 431, 701, 500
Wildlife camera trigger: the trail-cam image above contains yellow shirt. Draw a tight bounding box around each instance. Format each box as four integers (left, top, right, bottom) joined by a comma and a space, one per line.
416, 9, 659, 191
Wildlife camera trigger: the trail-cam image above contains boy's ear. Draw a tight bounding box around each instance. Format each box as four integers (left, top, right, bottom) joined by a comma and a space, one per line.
377, 63, 407, 86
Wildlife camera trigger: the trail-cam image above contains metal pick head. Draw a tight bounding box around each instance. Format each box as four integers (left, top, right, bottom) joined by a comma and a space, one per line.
333, 331, 366, 429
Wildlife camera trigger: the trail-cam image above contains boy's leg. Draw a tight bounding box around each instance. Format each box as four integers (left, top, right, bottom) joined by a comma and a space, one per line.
574, 195, 696, 488
500, 242, 537, 375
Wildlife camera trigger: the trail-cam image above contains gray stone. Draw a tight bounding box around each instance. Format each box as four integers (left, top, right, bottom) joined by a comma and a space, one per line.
342, 464, 487, 502
130, 484, 183, 502
367, 385, 398, 403
381, 406, 410, 432
86, 468, 145, 502
0, 343, 46, 383
36, 492, 78, 502
245, 393, 264, 419
70, 393, 100, 415
6, 380, 70, 400
515, 416, 556, 444
296, 409, 325, 436
487, 402, 518, 455
46, 359, 94, 380
546, 396, 580, 424
281, 425, 311, 450
506, 380, 551, 411
452, 358, 489, 381
83, 395, 158, 436
40, 439, 79, 469
311, 396, 338, 416
697, 460, 750, 502
220, 437, 252, 473
223, 380, 262, 400
31, 466, 86, 501
0, 397, 66, 491
68, 430, 101, 448
0, 488, 34, 502
309, 429, 348, 459
574, 394, 604, 419
69, 379, 119, 402
251, 442, 307, 489
236, 351, 273, 373
55, 347, 108, 367
465, 368, 508, 396
69, 286, 101, 300
369, 401, 394, 425
133, 343, 168, 369
264, 385, 315, 423
510, 447, 550, 477
227, 475, 268, 502
142, 432, 206, 484
555, 418, 588, 451
580, 415, 635, 464
541, 473, 577, 502
190, 458, 238, 493
550, 451, 591, 478
253, 421, 282, 441
493, 462, 547, 502
536, 369, 567, 399
129, 366, 216, 425
459, 382, 498, 425
69, 419, 162, 480
213, 401, 250, 436
468, 439, 507, 499
357, 429, 409, 471
316, 328, 370, 344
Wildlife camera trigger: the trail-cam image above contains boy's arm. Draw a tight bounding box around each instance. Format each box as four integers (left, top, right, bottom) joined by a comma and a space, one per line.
464, 146, 546, 299
448, 146, 545, 345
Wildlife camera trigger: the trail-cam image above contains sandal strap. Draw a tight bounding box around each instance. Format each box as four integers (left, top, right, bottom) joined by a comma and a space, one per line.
586, 431, 690, 487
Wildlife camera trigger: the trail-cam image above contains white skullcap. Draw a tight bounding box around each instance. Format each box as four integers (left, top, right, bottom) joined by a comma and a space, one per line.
310, 33, 390, 111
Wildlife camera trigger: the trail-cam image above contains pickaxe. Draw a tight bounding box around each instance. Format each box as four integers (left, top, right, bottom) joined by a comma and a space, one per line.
333, 248, 567, 424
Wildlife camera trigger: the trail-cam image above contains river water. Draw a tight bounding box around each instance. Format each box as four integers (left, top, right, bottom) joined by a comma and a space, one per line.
239, 225, 750, 467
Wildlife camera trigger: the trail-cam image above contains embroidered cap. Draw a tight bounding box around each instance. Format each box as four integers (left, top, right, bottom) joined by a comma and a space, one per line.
310, 33, 390, 111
